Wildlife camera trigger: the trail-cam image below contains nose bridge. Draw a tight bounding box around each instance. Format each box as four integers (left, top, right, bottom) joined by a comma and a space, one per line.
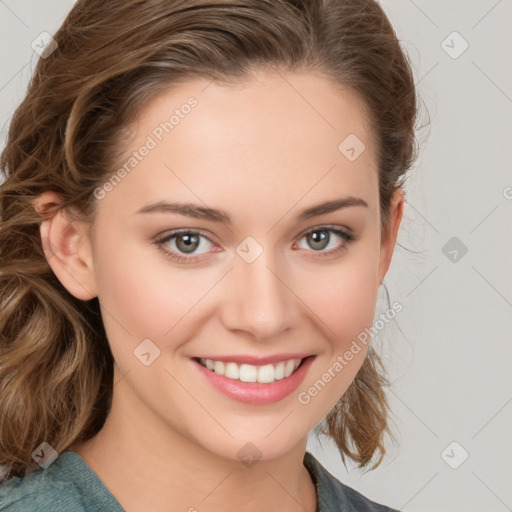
223, 240, 298, 339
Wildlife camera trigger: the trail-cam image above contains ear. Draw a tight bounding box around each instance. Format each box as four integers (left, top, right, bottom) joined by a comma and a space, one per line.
32, 191, 98, 300
378, 187, 405, 285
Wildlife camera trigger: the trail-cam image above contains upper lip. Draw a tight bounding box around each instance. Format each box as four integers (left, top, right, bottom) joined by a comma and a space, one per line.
193, 353, 314, 365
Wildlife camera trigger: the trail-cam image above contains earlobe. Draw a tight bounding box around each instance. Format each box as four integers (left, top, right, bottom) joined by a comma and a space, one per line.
34, 191, 98, 301
378, 188, 405, 285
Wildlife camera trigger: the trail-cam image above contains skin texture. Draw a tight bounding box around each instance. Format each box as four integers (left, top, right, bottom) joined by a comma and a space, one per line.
34, 68, 404, 512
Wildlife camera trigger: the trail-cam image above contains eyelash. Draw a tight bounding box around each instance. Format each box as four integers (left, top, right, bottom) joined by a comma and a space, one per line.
154, 225, 357, 264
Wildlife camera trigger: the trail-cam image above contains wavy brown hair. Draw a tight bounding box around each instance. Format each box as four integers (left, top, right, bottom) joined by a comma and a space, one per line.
0, 0, 423, 479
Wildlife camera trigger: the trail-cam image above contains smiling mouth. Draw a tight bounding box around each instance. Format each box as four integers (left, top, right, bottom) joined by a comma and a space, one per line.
192, 356, 311, 384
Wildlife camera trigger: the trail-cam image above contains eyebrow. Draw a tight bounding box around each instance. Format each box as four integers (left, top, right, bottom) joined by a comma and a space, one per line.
136, 196, 368, 224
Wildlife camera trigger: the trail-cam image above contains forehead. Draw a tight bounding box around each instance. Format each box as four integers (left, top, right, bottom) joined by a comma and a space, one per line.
100, 69, 379, 222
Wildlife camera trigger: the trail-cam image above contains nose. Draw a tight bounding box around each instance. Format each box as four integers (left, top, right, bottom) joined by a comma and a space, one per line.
220, 246, 301, 341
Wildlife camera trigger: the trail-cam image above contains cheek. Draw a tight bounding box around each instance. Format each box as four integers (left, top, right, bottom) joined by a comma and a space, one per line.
90, 233, 167, 350
92, 233, 215, 360
298, 239, 381, 345
330, 264, 379, 341
295, 260, 380, 419
295, 239, 381, 394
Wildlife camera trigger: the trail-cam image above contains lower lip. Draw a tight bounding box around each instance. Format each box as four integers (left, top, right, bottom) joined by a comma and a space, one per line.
192, 356, 315, 405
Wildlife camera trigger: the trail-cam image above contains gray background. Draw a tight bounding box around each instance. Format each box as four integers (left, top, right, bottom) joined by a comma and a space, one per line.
1, 1, 511, 511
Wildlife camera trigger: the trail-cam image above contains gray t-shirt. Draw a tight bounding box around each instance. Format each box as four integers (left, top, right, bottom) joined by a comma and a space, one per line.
0, 450, 400, 511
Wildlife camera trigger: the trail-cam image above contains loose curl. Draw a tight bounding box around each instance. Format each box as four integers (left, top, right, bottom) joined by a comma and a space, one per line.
0, 0, 424, 479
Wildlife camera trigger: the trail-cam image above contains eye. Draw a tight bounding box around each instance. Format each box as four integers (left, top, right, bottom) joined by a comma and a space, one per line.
154, 229, 217, 264
294, 226, 356, 258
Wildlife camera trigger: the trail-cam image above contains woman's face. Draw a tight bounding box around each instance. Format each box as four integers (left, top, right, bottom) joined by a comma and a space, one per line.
53, 68, 403, 461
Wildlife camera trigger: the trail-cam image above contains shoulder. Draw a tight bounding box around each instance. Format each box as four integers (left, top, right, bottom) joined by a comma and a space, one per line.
0, 451, 119, 512
303, 451, 400, 512
0, 461, 86, 512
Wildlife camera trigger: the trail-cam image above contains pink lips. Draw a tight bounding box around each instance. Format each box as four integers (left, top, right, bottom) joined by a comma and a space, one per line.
191, 355, 316, 405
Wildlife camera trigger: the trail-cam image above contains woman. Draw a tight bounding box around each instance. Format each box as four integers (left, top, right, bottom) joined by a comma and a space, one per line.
0, 0, 423, 510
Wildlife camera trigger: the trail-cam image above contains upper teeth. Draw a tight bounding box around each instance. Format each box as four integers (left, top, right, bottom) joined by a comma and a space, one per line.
199, 358, 302, 383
